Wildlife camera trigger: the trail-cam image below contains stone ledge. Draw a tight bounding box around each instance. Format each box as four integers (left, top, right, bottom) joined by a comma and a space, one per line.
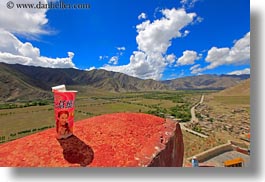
0, 113, 184, 167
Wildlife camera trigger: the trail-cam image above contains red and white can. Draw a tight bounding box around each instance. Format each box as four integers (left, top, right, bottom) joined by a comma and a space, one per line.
52, 85, 77, 139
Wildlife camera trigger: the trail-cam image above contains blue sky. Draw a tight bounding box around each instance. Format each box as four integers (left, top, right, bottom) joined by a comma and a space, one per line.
0, 0, 250, 80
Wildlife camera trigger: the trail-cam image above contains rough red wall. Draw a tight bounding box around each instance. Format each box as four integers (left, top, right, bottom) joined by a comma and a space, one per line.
0, 113, 184, 167
148, 120, 184, 167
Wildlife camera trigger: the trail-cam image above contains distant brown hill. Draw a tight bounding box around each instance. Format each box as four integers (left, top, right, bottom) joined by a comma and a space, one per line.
216, 78, 250, 96
162, 74, 250, 90
0, 63, 250, 102
0, 63, 169, 101
0, 63, 52, 102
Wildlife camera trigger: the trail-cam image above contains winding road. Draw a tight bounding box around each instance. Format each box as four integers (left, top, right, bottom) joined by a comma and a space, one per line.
179, 94, 208, 138
191, 94, 204, 123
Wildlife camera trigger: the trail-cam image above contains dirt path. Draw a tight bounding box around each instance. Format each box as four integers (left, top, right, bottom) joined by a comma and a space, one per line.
191, 94, 204, 122
180, 94, 208, 138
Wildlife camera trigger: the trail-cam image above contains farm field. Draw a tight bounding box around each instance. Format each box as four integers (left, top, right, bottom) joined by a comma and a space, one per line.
0, 90, 202, 144
0, 89, 250, 160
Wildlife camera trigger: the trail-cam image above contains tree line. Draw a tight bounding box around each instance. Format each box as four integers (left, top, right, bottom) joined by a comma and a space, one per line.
0, 125, 54, 144
0, 100, 51, 110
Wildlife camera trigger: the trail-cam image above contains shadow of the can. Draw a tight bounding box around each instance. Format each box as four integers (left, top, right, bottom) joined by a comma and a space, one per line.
57, 135, 94, 167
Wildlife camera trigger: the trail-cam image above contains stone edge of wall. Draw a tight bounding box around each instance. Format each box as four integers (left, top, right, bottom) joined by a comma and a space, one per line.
186, 140, 249, 163
148, 122, 184, 167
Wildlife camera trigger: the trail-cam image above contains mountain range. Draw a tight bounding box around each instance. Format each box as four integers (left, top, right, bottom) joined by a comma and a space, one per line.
0, 63, 250, 102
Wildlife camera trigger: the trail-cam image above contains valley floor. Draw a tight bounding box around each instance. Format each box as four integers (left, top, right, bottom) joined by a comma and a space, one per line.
0, 90, 250, 167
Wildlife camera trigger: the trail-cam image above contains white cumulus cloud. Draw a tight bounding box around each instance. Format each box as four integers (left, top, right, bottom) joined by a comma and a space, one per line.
206, 32, 250, 68
228, 68, 250, 75
0, 0, 49, 36
176, 50, 199, 66
190, 64, 203, 74
109, 56, 119, 65
191, 32, 250, 74
0, 30, 75, 68
166, 54, 177, 65
0, 0, 76, 68
138, 13, 147, 20
102, 8, 196, 80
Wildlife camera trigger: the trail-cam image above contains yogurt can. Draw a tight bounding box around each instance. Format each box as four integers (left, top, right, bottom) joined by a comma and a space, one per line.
52, 85, 77, 139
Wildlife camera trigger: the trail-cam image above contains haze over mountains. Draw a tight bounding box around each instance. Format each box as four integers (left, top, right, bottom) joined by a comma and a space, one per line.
0, 63, 250, 102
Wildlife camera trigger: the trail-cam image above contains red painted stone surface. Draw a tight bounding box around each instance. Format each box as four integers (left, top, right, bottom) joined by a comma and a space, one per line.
0, 113, 184, 167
